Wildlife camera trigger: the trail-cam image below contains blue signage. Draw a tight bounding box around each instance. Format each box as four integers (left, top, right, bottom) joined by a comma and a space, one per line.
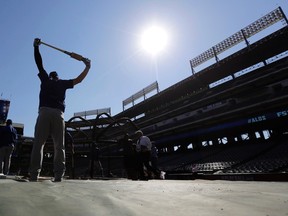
0, 99, 10, 124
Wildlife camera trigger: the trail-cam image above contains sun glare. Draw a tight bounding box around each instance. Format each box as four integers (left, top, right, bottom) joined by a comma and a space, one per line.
140, 25, 168, 56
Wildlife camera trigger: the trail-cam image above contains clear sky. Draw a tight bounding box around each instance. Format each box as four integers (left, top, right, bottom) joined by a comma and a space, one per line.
1, 0, 288, 137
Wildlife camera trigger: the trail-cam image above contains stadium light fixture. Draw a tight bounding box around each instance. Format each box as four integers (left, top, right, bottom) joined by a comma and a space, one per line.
190, 7, 287, 73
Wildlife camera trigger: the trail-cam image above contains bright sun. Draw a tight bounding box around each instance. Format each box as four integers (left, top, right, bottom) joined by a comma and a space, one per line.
140, 25, 168, 56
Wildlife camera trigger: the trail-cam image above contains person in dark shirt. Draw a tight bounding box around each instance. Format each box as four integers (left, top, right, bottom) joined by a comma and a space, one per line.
0, 119, 17, 175
120, 134, 138, 180
29, 38, 91, 182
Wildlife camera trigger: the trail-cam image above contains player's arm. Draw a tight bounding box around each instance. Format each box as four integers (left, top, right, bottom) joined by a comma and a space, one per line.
73, 59, 91, 86
33, 38, 45, 73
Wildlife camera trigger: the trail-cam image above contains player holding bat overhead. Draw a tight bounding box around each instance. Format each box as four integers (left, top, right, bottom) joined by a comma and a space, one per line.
29, 38, 91, 182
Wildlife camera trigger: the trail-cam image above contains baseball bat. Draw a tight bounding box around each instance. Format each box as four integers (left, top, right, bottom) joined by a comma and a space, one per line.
40, 41, 87, 61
